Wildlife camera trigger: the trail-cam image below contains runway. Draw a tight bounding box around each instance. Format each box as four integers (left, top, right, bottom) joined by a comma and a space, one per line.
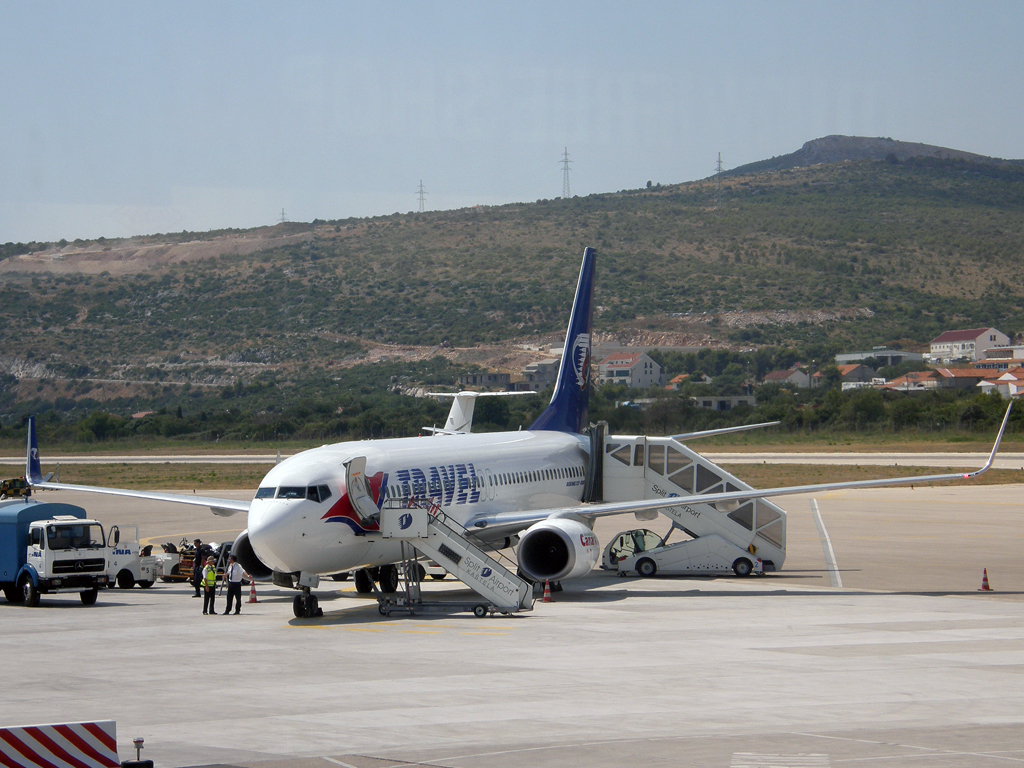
1, 484, 1022, 768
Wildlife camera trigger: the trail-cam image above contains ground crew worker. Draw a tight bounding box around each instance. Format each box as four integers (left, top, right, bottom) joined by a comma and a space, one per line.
201, 556, 218, 615
191, 538, 204, 597
222, 555, 248, 615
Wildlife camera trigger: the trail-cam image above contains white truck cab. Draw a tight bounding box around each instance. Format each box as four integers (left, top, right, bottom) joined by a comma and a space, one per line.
1, 501, 110, 606
106, 525, 159, 589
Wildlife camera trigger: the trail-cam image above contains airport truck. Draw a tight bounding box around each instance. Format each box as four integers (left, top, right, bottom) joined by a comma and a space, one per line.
106, 525, 159, 589
0, 500, 110, 606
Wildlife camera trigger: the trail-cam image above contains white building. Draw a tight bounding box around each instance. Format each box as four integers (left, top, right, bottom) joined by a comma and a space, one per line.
929, 328, 1009, 363
597, 352, 663, 389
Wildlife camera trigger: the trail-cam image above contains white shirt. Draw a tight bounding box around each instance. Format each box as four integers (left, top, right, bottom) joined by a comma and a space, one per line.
225, 562, 245, 583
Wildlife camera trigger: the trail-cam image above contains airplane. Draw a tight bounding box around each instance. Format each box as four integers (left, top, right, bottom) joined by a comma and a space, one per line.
25, 247, 1013, 618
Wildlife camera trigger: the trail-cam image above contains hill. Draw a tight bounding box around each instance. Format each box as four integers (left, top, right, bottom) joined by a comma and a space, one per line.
727, 135, 1024, 176
2, 138, 1024, 423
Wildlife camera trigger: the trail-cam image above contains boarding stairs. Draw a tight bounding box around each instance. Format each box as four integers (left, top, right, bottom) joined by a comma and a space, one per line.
378, 498, 534, 615
601, 433, 788, 571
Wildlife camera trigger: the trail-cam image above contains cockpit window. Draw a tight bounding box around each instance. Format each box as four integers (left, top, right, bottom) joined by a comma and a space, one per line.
306, 485, 333, 503
255, 487, 276, 499
277, 486, 305, 500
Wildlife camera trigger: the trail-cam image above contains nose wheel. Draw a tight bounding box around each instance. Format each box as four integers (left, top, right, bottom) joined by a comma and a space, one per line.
292, 589, 322, 619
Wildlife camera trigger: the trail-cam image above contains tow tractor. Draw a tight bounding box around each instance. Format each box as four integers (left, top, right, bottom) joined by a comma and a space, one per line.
106, 525, 159, 589
0, 477, 32, 500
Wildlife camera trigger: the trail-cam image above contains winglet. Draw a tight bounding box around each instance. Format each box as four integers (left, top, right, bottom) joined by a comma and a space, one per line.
967, 400, 1013, 478
26, 416, 42, 484
529, 247, 596, 433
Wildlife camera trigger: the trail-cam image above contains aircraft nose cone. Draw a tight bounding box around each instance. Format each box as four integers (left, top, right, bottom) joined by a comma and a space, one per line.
247, 500, 303, 573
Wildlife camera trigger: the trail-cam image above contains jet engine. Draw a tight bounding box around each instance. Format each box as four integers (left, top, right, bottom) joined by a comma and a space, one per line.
230, 529, 274, 580
517, 518, 600, 582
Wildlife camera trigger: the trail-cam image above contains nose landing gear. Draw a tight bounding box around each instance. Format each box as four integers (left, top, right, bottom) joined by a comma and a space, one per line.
292, 588, 322, 619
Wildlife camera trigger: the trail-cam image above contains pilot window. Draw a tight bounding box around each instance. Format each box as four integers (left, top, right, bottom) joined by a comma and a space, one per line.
277, 487, 305, 499
255, 487, 276, 499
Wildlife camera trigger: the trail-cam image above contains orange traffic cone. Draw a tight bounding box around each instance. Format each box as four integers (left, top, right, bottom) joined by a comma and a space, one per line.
979, 569, 992, 592
247, 579, 258, 603
542, 580, 552, 603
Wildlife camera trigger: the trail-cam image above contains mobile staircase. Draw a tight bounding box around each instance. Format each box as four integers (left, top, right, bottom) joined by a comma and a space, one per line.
375, 498, 534, 618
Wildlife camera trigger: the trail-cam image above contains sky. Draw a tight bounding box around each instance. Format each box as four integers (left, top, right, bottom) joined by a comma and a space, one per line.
2, 1, 1023, 244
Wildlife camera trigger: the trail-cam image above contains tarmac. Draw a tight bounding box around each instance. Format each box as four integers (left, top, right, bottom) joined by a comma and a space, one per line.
1, 484, 1022, 768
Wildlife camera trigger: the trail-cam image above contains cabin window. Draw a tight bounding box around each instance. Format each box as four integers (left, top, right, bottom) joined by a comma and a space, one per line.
255, 487, 276, 499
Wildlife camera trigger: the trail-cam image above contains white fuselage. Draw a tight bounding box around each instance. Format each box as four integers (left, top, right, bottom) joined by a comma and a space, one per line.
247, 430, 589, 575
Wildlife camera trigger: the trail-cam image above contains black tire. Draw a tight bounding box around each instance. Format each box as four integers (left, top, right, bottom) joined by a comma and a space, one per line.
302, 594, 319, 619
120, 761, 154, 768
80, 588, 98, 605
636, 558, 657, 577
20, 575, 40, 607
378, 564, 399, 594
378, 603, 388, 616
430, 573, 446, 581
292, 594, 304, 618
116, 570, 135, 589
415, 564, 426, 582
138, 580, 154, 589
732, 558, 753, 577
3, 584, 23, 604
330, 572, 350, 582
473, 604, 488, 618
354, 569, 374, 594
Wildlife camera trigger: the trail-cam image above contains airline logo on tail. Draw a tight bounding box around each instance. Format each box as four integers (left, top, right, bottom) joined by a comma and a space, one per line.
572, 333, 590, 390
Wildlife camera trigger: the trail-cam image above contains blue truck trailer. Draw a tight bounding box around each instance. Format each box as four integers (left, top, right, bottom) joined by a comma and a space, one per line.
0, 499, 109, 606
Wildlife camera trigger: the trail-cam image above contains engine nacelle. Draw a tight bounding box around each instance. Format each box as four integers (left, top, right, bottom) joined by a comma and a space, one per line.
231, 530, 274, 580
517, 518, 600, 582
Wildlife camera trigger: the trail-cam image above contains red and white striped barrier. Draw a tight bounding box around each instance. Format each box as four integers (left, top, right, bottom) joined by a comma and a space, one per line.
0, 721, 119, 768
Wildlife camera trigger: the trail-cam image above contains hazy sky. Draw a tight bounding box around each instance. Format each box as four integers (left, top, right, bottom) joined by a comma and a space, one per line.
2, 1, 1022, 243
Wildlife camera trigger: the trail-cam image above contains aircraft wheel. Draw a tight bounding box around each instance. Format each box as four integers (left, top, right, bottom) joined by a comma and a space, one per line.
636, 558, 657, 578
430, 574, 446, 581
378, 564, 399, 594
732, 558, 753, 577
20, 575, 40, 607
473, 604, 488, 618
304, 594, 319, 618
415, 564, 426, 581
354, 569, 374, 594
292, 594, 305, 618
330, 572, 350, 581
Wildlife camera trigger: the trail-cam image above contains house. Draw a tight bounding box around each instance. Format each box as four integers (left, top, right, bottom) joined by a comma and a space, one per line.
665, 372, 712, 390
932, 368, 990, 389
521, 359, 560, 388
812, 364, 877, 388
882, 368, 988, 392
597, 352, 663, 388
974, 344, 1024, 371
928, 328, 1009, 363
883, 370, 940, 391
763, 368, 811, 389
978, 367, 1024, 399
457, 372, 511, 389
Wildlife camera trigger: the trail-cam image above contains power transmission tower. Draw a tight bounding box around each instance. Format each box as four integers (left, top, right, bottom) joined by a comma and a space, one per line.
417, 180, 427, 213
712, 153, 724, 210
560, 147, 572, 198
279, 208, 287, 224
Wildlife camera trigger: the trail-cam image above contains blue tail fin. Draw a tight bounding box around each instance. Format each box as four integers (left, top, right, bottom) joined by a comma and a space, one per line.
26, 416, 42, 483
529, 247, 596, 434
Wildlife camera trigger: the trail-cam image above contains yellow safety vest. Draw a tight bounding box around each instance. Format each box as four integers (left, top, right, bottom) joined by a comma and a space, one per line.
203, 565, 217, 587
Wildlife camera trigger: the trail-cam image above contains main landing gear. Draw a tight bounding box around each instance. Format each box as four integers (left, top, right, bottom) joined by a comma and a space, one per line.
292, 587, 323, 619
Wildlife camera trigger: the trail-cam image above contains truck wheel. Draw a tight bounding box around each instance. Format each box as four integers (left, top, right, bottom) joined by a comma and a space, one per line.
138, 580, 154, 589
473, 604, 488, 618
2, 585, 23, 604
20, 576, 40, 607
80, 588, 98, 605
116, 570, 135, 589
430, 574, 446, 581
636, 558, 657, 577
732, 558, 753, 577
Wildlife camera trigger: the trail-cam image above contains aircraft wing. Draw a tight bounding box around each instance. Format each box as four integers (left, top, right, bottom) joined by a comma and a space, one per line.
466, 402, 1013, 537
25, 417, 250, 517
